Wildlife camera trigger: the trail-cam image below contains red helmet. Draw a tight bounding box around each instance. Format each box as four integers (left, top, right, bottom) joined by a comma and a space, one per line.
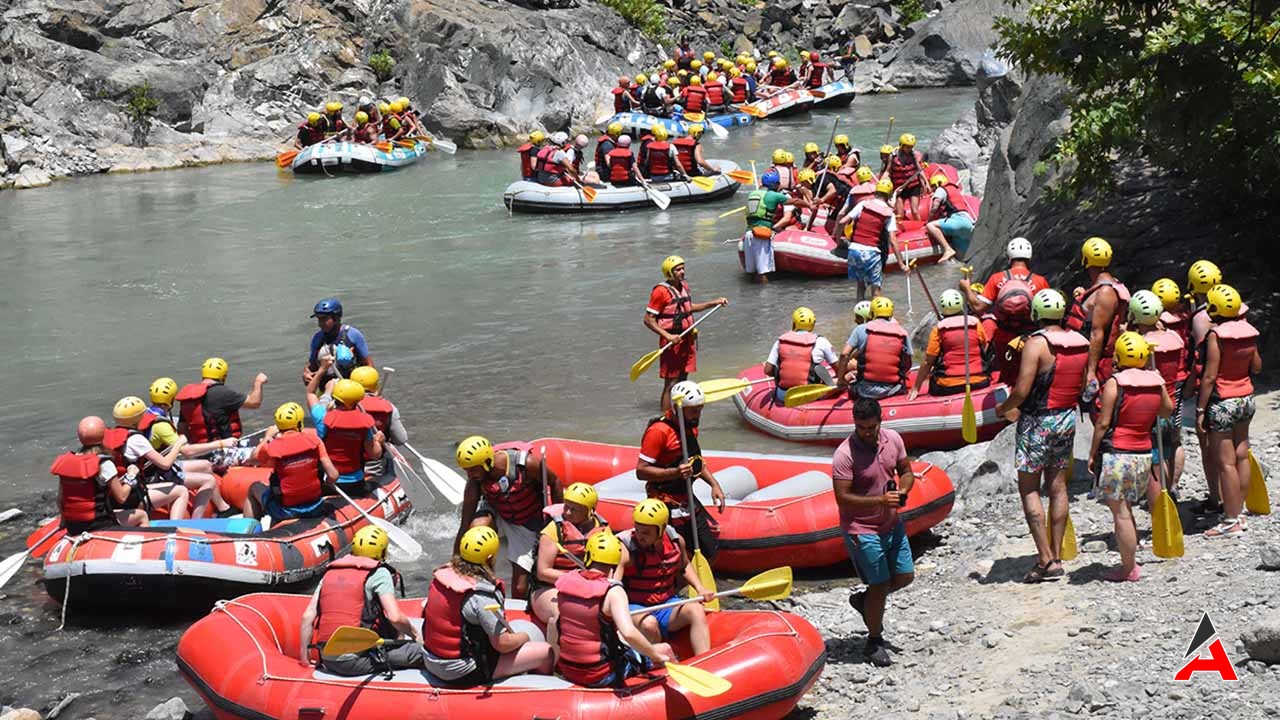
810, 51, 819, 61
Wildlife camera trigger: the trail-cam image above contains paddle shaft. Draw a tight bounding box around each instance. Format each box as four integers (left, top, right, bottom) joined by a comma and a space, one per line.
884, 116, 895, 145
673, 401, 700, 555
961, 269, 972, 389
804, 117, 841, 232
659, 303, 722, 356
631, 586, 743, 616
331, 484, 417, 557
913, 262, 942, 319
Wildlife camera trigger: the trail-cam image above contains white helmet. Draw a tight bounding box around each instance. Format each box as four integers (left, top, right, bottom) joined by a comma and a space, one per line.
1006, 237, 1033, 260
551, 131, 569, 145
939, 289, 965, 317
853, 300, 873, 321
1128, 290, 1163, 326
650, 73, 660, 85
670, 380, 705, 408
574, 134, 589, 148
358, 95, 372, 106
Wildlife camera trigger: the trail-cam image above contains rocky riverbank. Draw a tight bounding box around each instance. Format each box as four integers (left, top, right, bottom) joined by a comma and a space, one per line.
0, 0, 1023, 189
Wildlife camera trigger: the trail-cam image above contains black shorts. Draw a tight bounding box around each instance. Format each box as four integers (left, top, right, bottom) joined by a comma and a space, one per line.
897, 182, 924, 198
64, 516, 121, 535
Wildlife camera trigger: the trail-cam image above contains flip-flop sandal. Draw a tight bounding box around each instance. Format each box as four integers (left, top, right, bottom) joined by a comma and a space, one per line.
1103, 565, 1141, 582
1041, 561, 1065, 581
1022, 563, 1050, 583
1205, 519, 1245, 538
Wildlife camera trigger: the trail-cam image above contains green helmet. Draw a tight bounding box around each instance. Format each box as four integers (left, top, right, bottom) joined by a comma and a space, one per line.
1030, 289, 1067, 322
938, 289, 964, 317
1127, 290, 1162, 327
853, 300, 873, 321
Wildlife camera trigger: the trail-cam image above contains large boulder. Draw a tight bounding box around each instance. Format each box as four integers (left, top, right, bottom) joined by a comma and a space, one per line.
883, 0, 1026, 88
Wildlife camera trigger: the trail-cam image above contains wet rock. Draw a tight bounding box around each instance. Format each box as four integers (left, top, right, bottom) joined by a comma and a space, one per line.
1083, 540, 1108, 554
1, 710, 43, 720
144, 697, 189, 720
13, 165, 52, 190
115, 647, 156, 665
883, 0, 1027, 87
1241, 611, 1280, 665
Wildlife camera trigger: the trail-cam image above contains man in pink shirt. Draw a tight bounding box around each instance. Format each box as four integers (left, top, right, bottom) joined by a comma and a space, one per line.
832, 397, 915, 667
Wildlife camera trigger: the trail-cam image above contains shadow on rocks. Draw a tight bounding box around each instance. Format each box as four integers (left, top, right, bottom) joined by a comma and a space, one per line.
976, 553, 1039, 584
1065, 562, 1113, 585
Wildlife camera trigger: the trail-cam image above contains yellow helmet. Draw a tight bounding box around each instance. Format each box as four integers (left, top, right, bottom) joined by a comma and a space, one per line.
688, 123, 705, 138
730, 67, 742, 77
706, 72, 718, 83
856, 166, 874, 183
797, 168, 816, 184
201, 357, 229, 382
651, 124, 669, 141
772, 148, 787, 164
783, 151, 795, 165
325, 101, 343, 113
274, 401, 306, 431
667, 76, 681, 87
352, 525, 389, 560
804, 142, 820, 154
930, 174, 948, 187
633, 498, 670, 528
875, 178, 893, 194
456, 435, 495, 471
1080, 236, 1113, 268
307, 112, 322, 126
871, 296, 895, 319
1206, 284, 1243, 319
1151, 278, 1182, 309
792, 306, 816, 332
1113, 331, 1152, 369
703, 51, 715, 60
834, 134, 850, 147
776, 58, 788, 68
529, 129, 546, 144
388, 100, 404, 114
1186, 260, 1222, 294
636, 73, 648, 85
826, 155, 842, 170
355, 111, 369, 125
689, 75, 702, 86
149, 377, 178, 406
112, 396, 146, 421
767, 50, 779, 58
564, 482, 599, 510
606, 122, 623, 138
397, 96, 411, 109
332, 378, 365, 409
691, 59, 702, 70
746, 61, 757, 71
585, 531, 622, 566
350, 365, 379, 392
377, 102, 390, 116
459, 526, 500, 564
663, 59, 676, 69
899, 133, 916, 147
880, 144, 894, 155
661, 254, 685, 280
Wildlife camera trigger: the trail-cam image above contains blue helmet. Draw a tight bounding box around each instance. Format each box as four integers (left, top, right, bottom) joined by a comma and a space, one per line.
334, 344, 356, 373
761, 170, 780, 189
311, 298, 343, 318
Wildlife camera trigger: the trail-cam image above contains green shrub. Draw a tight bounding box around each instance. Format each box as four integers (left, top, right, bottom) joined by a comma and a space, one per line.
599, 0, 667, 40
369, 50, 395, 81
897, 0, 927, 25
125, 83, 160, 147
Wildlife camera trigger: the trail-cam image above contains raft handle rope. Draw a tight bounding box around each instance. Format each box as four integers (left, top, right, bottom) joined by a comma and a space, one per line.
56, 533, 90, 631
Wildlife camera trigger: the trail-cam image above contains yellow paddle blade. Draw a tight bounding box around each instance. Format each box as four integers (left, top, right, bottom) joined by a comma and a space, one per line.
962, 387, 978, 444
629, 347, 663, 382
374, 142, 393, 152
739, 566, 792, 601
737, 104, 766, 118
275, 150, 298, 168
718, 205, 747, 218
581, 184, 598, 202
1151, 489, 1185, 558
1247, 450, 1271, 515
692, 550, 719, 612
396, 139, 417, 148
690, 176, 716, 191
783, 384, 835, 408
697, 377, 757, 403
322, 626, 382, 656
1058, 510, 1078, 562
684, 111, 704, 122
727, 170, 755, 185
664, 662, 732, 697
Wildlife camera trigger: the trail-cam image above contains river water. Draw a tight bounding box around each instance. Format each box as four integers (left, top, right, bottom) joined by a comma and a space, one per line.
0, 88, 974, 717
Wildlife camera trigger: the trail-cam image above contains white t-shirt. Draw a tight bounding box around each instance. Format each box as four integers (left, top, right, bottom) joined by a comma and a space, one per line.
96, 459, 117, 486
124, 433, 155, 464
844, 201, 898, 232
766, 333, 838, 366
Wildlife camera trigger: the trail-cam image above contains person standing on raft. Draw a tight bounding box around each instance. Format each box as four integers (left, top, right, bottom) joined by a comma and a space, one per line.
643, 255, 728, 413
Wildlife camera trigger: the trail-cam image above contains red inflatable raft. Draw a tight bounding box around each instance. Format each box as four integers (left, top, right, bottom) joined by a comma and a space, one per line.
536, 437, 954, 573
735, 163, 981, 277
178, 592, 826, 720
728, 364, 1009, 449
39, 466, 411, 610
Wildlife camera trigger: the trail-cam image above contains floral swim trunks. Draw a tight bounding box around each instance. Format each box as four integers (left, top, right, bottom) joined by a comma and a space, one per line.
1206, 396, 1255, 433
1095, 452, 1151, 503
1015, 408, 1076, 474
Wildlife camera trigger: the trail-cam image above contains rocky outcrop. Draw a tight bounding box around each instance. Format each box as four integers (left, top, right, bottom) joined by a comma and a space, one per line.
925, 56, 1020, 195
878, 0, 1023, 87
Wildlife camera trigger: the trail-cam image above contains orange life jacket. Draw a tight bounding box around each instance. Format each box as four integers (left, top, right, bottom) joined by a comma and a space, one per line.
517, 143, 537, 179
547, 515, 610, 574
644, 140, 673, 176
176, 381, 242, 442
321, 407, 375, 476
1143, 328, 1186, 398
888, 150, 923, 189
673, 136, 698, 174
704, 81, 727, 106
481, 442, 543, 526
422, 565, 503, 674
730, 77, 749, 102
652, 282, 693, 334
607, 148, 634, 184
682, 85, 707, 113
1065, 277, 1130, 361
358, 396, 394, 436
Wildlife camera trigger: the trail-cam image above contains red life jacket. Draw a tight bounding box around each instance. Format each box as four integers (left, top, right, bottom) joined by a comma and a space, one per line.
52, 452, 112, 524
1103, 368, 1165, 453
770, 164, 795, 191
1160, 309, 1192, 377
481, 442, 543, 526
936, 315, 986, 380
137, 408, 161, 436
673, 136, 698, 174
517, 143, 537, 179
652, 281, 693, 333
423, 565, 504, 662
1022, 328, 1090, 413
768, 68, 796, 85
554, 569, 624, 686
776, 330, 818, 389
1065, 278, 1130, 360
888, 150, 923, 190
705, 81, 727, 106
1143, 329, 1187, 398
354, 124, 379, 144
850, 199, 893, 248
535, 145, 563, 181
176, 381, 242, 443
849, 182, 876, 205
682, 86, 707, 113
730, 77, 749, 102
549, 515, 610, 573
381, 115, 402, 138
297, 123, 325, 147
1210, 318, 1259, 400
358, 395, 394, 436
607, 148, 634, 184
644, 140, 672, 176
620, 526, 683, 605
313, 556, 398, 647
806, 62, 828, 88
611, 87, 632, 113
102, 427, 131, 475
936, 183, 968, 216
321, 408, 375, 476
859, 319, 908, 385
262, 430, 325, 507
593, 136, 615, 174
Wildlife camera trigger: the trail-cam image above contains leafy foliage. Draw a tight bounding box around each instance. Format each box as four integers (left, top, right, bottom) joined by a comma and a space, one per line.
125, 83, 160, 147
995, 0, 1280, 207
600, 0, 667, 39
369, 50, 395, 82
897, 0, 928, 25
